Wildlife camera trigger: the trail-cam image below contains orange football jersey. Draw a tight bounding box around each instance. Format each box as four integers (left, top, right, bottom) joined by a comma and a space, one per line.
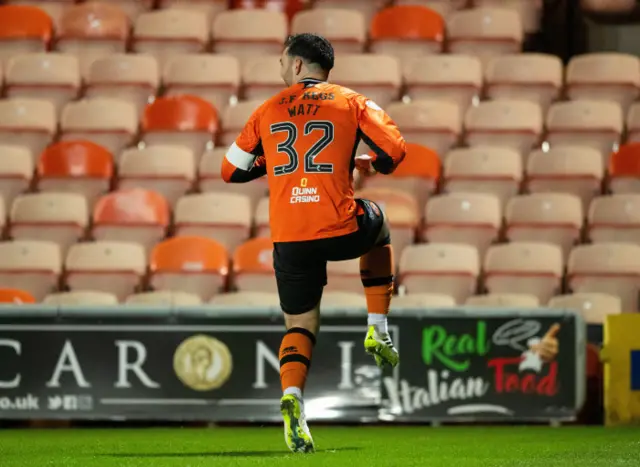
223, 78, 406, 243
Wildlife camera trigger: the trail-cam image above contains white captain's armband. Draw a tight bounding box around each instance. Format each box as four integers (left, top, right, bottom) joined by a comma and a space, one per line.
225, 142, 256, 171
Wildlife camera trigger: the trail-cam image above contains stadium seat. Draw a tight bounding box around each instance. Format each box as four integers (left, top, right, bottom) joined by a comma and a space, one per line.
443, 146, 523, 209
364, 143, 439, 211
505, 193, 583, 262
210, 291, 280, 307
566, 53, 640, 113
5, 53, 80, 116
9, 192, 88, 255
232, 237, 276, 292
485, 53, 563, 111
125, 290, 203, 306
65, 241, 146, 301
398, 243, 480, 303
43, 291, 119, 305
355, 187, 420, 257
546, 100, 623, 168
313, 0, 386, 23
423, 192, 501, 257
627, 103, 640, 143
212, 10, 287, 65
395, 0, 467, 19
404, 54, 482, 114
243, 55, 286, 102
330, 54, 401, 108
484, 242, 563, 304
0, 288, 36, 304
219, 100, 263, 146
198, 148, 268, 208
158, 0, 228, 20
321, 291, 367, 308
254, 196, 270, 238
475, 0, 542, 34
568, 243, 640, 311
142, 95, 219, 157
465, 293, 541, 307
37, 141, 113, 207
0, 240, 61, 301
85, 54, 159, 118
133, 10, 209, 69
326, 258, 362, 293
2, 1, 74, 29
609, 143, 640, 193
392, 293, 457, 308
118, 145, 196, 207
149, 236, 229, 301
464, 100, 543, 155
588, 194, 640, 245
527, 147, 603, 210
291, 9, 366, 54
92, 189, 170, 254
447, 8, 523, 66
107, 0, 155, 21
60, 98, 138, 156
370, 5, 445, 72
0, 98, 56, 159
0, 145, 33, 208
386, 101, 462, 157
56, 3, 130, 78
0, 5, 53, 67
548, 293, 622, 324
163, 54, 240, 113
175, 192, 252, 251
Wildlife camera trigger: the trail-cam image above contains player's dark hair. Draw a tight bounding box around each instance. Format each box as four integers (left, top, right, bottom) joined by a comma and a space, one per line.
284, 33, 335, 73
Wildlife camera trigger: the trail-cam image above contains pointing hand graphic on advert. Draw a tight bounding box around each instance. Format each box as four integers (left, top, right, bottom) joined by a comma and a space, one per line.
519, 323, 560, 373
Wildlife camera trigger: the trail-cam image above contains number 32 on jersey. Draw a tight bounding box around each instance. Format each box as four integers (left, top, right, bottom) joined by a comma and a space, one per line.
270, 120, 335, 176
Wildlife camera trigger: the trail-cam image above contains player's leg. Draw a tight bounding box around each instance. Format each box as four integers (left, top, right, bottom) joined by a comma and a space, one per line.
360, 208, 399, 368
273, 241, 324, 454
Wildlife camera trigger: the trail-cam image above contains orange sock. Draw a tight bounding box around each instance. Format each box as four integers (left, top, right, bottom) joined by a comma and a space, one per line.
279, 327, 316, 396
360, 244, 394, 334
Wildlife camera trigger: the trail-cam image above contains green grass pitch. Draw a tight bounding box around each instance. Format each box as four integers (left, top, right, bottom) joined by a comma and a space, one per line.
1, 426, 639, 467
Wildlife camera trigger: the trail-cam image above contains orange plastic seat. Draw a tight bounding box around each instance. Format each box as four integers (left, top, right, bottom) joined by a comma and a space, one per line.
364, 143, 440, 210
37, 141, 113, 207
92, 189, 170, 254
149, 236, 230, 301
142, 95, 219, 157
609, 142, 640, 194
370, 5, 445, 72
2, 1, 74, 29
232, 237, 277, 293
0, 288, 36, 304
5, 53, 80, 117
133, 9, 210, 70
355, 187, 420, 257
0, 5, 53, 66
56, 2, 130, 78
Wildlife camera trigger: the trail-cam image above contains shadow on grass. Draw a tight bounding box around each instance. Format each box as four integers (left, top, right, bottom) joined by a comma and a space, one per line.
105, 447, 361, 458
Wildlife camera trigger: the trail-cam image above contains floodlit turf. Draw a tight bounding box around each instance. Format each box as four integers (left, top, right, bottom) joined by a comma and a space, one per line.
1, 426, 639, 467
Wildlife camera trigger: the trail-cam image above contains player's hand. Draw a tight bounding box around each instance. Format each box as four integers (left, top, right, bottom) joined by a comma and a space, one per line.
529, 323, 560, 363
355, 154, 376, 175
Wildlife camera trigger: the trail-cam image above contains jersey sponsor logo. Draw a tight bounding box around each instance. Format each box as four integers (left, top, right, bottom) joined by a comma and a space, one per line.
366, 100, 383, 111
290, 186, 320, 204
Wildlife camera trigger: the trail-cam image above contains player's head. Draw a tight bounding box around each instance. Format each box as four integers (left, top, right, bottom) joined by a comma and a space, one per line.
280, 33, 334, 86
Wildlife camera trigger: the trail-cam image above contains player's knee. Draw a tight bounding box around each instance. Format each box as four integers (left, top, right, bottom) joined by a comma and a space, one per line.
284, 308, 320, 335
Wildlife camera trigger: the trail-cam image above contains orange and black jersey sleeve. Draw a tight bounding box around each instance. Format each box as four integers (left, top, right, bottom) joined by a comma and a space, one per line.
351, 93, 406, 174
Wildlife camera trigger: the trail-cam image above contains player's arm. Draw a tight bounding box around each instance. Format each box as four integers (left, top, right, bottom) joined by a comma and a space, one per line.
353, 95, 406, 175
221, 106, 267, 184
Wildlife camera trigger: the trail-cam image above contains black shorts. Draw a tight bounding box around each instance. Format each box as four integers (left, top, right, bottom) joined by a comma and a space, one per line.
273, 198, 389, 315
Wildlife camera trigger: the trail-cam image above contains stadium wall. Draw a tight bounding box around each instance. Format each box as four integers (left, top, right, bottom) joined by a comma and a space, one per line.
0, 305, 586, 424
